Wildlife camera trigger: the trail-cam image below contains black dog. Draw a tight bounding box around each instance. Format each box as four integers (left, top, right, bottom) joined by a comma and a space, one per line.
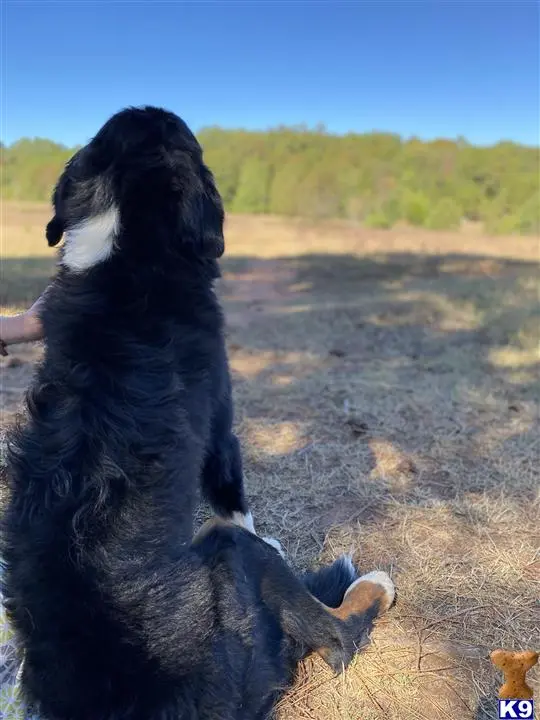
2, 106, 394, 719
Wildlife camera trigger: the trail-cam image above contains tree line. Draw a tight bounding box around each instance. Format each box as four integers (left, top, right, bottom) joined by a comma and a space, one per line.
1, 127, 538, 234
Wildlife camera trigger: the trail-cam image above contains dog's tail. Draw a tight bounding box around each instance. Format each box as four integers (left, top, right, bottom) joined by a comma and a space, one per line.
301, 555, 358, 607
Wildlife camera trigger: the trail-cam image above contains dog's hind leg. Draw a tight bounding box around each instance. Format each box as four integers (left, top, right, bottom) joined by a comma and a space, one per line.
193, 522, 393, 693
202, 395, 284, 553
259, 548, 394, 675
317, 568, 395, 668
301, 557, 395, 660
299, 560, 395, 671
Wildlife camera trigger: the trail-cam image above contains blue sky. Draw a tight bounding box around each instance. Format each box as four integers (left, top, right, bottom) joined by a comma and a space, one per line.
1, 1, 538, 147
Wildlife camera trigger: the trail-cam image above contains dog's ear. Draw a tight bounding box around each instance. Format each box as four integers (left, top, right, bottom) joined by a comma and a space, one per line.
177, 169, 225, 259
46, 216, 65, 247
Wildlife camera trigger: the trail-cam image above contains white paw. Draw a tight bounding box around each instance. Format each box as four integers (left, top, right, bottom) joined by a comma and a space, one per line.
344, 570, 395, 606
231, 511, 256, 535
262, 536, 285, 558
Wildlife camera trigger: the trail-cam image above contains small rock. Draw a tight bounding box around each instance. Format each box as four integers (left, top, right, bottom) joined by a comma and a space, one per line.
329, 348, 346, 358
395, 458, 418, 475
346, 417, 369, 436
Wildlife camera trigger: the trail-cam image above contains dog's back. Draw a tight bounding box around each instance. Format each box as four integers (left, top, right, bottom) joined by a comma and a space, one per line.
4, 287, 219, 717
2, 106, 233, 718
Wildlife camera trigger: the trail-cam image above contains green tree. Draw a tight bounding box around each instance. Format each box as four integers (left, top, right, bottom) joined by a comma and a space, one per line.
364, 210, 392, 228
268, 160, 307, 216
517, 194, 540, 235
2, 128, 538, 235
425, 197, 463, 230
485, 213, 520, 235
400, 190, 430, 226
231, 158, 272, 214
295, 168, 342, 219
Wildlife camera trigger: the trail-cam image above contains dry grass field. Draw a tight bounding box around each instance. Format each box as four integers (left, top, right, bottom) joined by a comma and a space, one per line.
1, 201, 539, 719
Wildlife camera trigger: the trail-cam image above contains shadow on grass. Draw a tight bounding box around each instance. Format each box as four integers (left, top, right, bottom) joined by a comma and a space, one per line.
217, 251, 539, 718
219, 250, 539, 501
474, 695, 500, 720
3, 248, 538, 511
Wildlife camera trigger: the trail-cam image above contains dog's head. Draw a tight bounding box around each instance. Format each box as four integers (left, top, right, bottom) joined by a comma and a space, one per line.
46, 106, 224, 272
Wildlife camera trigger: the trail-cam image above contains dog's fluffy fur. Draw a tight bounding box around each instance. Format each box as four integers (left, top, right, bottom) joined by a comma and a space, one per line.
2, 106, 394, 719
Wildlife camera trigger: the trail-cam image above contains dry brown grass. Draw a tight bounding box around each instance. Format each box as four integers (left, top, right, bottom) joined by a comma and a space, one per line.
1, 202, 539, 719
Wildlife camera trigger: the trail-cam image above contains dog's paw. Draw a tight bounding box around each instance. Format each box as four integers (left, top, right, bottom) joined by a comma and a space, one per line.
262, 536, 285, 558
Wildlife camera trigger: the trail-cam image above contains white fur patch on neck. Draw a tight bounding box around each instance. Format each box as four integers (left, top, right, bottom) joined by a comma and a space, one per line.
62, 206, 120, 272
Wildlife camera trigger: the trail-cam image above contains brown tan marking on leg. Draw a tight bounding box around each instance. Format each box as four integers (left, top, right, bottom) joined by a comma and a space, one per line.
315, 570, 395, 668
328, 570, 395, 620
192, 516, 235, 545
322, 570, 395, 620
